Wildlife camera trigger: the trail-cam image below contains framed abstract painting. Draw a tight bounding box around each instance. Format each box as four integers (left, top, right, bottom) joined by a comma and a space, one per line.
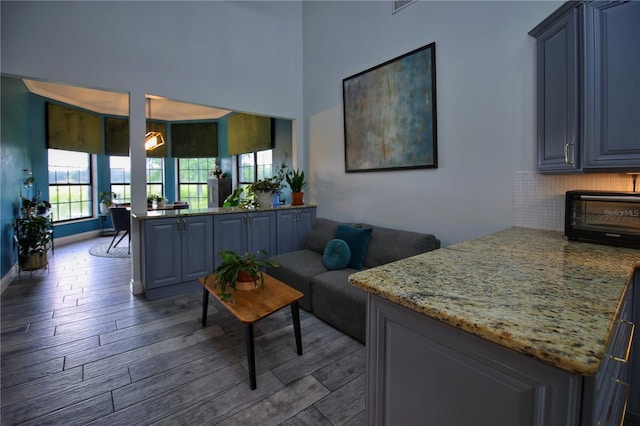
343, 42, 438, 173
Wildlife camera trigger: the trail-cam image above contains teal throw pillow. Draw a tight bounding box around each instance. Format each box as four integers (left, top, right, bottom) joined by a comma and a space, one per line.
323, 239, 351, 270
335, 224, 372, 270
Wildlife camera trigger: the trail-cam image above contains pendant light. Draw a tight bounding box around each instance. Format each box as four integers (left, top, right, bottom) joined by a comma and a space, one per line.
144, 97, 165, 151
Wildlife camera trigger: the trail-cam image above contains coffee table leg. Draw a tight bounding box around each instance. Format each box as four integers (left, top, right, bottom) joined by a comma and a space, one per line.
291, 301, 303, 355
202, 288, 209, 327
245, 324, 257, 390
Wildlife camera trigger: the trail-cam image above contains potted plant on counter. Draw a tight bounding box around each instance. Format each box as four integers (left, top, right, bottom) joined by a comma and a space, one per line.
205, 249, 279, 300
249, 177, 280, 209
286, 169, 307, 206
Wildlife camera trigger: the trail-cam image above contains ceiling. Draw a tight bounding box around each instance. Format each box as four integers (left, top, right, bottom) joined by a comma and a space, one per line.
23, 79, 232, 121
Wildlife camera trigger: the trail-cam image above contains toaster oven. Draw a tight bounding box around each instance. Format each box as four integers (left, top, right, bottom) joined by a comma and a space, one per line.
565, 190, 640, 249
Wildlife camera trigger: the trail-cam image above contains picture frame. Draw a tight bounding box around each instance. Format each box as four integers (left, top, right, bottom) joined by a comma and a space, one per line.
342, 42, 438, 173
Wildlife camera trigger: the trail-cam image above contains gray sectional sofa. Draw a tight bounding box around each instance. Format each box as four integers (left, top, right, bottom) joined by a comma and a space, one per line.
267, 218, 440, 343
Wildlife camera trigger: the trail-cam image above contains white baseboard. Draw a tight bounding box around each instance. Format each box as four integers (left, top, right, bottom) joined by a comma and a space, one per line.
53, 230, 102, 248
1, 264, 19, 295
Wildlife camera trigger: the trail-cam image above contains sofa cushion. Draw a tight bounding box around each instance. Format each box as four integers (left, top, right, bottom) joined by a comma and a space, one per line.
311, 269, 367, 343
306, 218, 341, 254
358, 224, 441, 268
335, 224, 372, 270
322, 239, 351, 270
267, 249, 327, 311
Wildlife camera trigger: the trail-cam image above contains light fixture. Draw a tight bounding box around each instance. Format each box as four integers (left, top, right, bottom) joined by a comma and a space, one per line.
145, 98, 165, 151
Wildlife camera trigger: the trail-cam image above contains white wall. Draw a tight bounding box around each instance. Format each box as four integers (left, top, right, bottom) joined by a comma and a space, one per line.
1, 1, 303, 129
302, 1, 562, 246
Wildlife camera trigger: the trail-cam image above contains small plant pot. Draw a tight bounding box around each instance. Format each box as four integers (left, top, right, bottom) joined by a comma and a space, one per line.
19, 252, 47, 271
236, 271, 258, 291
291, 192, 304, 206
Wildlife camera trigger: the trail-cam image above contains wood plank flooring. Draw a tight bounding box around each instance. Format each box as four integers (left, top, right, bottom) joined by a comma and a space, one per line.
1, 237, 366, 425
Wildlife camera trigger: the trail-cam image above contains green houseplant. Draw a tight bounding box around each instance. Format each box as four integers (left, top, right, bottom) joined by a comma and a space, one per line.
99, 191, 117, 214
249, 177, 280, 208
14, 215, 52, 271
286, 169, 307, 205
206, 249, 279, 300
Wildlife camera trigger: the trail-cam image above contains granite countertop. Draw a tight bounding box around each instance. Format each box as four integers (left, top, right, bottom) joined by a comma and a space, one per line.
132, 204, 316, 220
348, 227, 640, 375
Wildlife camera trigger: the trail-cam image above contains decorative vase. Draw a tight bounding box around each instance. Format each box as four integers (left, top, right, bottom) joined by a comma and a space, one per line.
256, 191, 273, 209
100, 202, 110, 215
157, 199, 166, 209
291, 192, 304, 206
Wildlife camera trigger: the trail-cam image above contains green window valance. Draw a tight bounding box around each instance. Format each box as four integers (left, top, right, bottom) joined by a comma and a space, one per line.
227, 113, 272, 155
47, 103, 102, 154
171, 122, 218, 158
104, 118, 168, 157
105, 117, 129, 156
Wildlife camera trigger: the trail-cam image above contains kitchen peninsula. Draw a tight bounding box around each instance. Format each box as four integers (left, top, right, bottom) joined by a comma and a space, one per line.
133, 205, 316, 300
349, 227, 639, 425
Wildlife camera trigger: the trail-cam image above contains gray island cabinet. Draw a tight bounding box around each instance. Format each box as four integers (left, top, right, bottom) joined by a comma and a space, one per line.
349, 227, 639, 425
134, 205, 316, 300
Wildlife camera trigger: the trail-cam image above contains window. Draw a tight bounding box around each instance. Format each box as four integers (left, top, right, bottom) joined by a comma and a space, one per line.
146, 158, 164, 198
178, 158, 217, 209
48, 149, 92, 222
109, 156, 131, 203
237, 150, 273, 194
108, 157, 163, 202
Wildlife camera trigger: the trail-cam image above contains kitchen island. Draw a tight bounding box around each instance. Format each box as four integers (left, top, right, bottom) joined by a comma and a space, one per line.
349, 227, 639, 425
132, 204, 316, 300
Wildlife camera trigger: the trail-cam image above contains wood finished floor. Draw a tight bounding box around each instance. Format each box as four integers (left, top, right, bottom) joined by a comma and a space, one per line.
0, 237, 366, 425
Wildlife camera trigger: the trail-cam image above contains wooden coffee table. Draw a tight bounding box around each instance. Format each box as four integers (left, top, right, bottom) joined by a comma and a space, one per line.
198, 273, 304, 390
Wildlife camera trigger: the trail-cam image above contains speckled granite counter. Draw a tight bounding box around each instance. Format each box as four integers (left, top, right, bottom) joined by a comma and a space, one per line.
349, 227, 639, 375
132, 204, 316, 220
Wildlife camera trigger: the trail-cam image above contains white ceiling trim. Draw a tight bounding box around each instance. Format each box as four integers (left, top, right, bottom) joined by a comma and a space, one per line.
23, 79, 232, 121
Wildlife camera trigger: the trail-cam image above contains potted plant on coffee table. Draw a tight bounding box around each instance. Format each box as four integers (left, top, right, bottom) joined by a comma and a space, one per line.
286, 169, 307, 206
205, 249, 279, 301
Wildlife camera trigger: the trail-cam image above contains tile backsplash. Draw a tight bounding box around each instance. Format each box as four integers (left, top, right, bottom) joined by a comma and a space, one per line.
513, 172, 635, 231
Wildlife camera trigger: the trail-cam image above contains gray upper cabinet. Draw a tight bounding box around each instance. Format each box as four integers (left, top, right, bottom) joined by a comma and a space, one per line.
531, 5, 580, 172
530, 1, 640, 173
583, 1, 640, 170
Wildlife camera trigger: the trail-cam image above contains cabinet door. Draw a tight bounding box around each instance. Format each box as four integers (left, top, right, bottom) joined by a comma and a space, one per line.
276, 209, 297, 254
583, 1, 640, 170
144, 218, 182, 289
247, 211, 277, 258
627, 270, 640, 419
213, 213, 247, 268
533, 7, 581, 172
276, 208, 317, 255
295, 208, 316, 251
366, 295, 581, 425
181, 216, 214, 282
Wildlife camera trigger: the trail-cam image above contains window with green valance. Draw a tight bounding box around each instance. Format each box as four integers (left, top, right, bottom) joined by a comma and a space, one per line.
227, 113, 273, 155
171, 122, 218, 158
47, 103, 102, 154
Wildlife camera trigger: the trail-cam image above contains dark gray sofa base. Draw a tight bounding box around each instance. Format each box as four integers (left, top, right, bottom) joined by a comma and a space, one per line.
268, 218, 440, 343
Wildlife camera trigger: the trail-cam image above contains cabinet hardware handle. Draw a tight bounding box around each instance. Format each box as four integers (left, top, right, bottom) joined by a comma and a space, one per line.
247, 214, 252, 227
176, 220, 181, 234
182, 219, 187, 233
610, 320, 635, 363
564, 142, 575, 166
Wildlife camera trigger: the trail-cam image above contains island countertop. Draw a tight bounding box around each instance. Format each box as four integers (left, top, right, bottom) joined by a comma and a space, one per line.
131, 204, 316, 220
348, 227, 639, 375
